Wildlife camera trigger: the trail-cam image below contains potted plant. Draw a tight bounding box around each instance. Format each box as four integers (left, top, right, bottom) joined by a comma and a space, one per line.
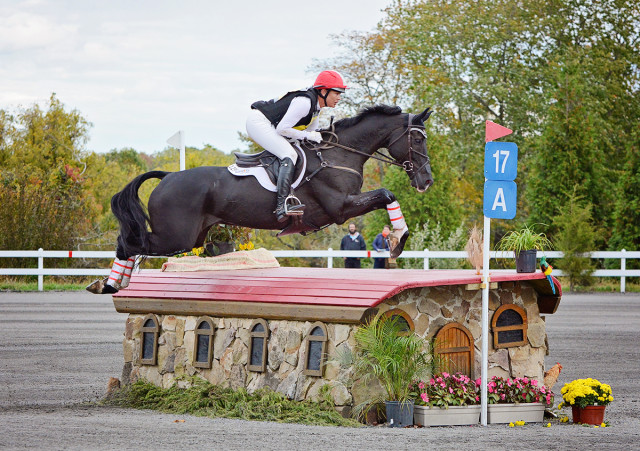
496, 225, 552, 273
559, 378, 613, 425
411, 372, 481, 426
204, 225, 253, 256
352, 313, 436, 427
484, 376, 553, 424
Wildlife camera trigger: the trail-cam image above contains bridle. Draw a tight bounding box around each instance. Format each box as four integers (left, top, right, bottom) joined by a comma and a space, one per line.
295, 113, 431, 189
311, 113, 430, 176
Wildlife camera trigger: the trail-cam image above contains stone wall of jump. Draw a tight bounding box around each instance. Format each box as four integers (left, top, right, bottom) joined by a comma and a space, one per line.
121, 282, 548, 412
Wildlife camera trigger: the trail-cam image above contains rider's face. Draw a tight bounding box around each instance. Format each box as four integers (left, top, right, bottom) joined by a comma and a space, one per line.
320, 89, 342, 108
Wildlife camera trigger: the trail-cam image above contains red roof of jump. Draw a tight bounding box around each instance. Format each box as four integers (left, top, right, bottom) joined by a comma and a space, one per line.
113, 268, 562, 310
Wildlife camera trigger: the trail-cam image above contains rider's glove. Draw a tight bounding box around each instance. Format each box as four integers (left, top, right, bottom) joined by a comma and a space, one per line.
306, 131, 323, 143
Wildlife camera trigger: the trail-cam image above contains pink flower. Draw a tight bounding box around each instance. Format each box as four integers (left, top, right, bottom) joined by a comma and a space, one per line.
430, 378, 435, 384
476, 396, 480, 402
531, 380, 538, 387
449, 387, 454, 394
500, 394, 506, 400
463, 386, 467, 393
442, 372, 449, 378
522, 393, 527, 399
421, 393, 429, 403
475, 378, 481, 386
507, 380, 513, 387
418, 382, 425, 389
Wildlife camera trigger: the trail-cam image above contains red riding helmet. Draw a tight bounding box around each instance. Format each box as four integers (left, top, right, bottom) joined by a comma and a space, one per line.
313, 70, 347, 93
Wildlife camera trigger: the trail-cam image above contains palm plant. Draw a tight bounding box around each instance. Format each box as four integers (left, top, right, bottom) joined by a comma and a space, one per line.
352, 313, 435, 403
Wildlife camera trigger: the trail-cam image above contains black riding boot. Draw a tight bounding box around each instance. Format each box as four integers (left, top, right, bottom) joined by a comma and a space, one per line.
275, 158, 305, 223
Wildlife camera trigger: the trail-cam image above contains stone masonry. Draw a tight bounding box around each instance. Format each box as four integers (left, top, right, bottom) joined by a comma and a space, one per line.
121, 281, 547, 411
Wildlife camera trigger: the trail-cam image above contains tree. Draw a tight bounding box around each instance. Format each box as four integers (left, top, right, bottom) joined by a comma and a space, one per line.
554, 190, 597, 291
0, 95, 96, 261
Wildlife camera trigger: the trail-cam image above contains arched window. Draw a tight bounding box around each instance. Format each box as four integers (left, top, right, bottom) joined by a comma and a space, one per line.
140, 314, 160, 365
303, 322, 328, 377
492, 304, 528, 348
435, 322, 475, 377
248, 319, 269, 372
193, 317, 215, 369
383, 308, 414, 334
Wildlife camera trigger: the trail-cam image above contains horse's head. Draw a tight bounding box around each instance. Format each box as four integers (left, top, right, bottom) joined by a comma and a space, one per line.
386, 107, 434, 192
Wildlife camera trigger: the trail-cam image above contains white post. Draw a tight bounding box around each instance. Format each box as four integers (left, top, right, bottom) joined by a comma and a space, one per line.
38, 247, 44, 292
481, 215, 490, 426
424, 248, 429, 270
167, 131, 186, 171
621, 249, 626, 294
327, 248, 333, 268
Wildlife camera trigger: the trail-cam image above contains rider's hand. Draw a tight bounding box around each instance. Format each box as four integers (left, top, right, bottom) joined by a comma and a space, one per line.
306, 131, 323, 143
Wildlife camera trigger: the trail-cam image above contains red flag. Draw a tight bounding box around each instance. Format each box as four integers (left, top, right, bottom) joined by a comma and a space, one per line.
485, 120, 513, 142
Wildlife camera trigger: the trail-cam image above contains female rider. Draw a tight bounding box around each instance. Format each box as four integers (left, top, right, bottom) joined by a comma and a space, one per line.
246, 70, 346, 223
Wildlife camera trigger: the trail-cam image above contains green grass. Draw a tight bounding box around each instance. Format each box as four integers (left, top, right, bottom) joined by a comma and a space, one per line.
102, 378, 361, 427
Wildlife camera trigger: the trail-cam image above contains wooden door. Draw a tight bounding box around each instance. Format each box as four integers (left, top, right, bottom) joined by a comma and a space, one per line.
435, 322, 474, 377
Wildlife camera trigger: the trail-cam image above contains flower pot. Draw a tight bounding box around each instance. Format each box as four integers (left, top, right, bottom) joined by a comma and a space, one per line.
414, 405, 480, 427
205, 240, 234, 256
385, 400, 414, 428
515, 250, 537, 273
487, 403, 545, 424
572, 405, 606, 425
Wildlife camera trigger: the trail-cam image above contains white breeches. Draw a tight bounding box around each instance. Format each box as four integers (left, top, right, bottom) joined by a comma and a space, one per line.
246, 109, 298, 164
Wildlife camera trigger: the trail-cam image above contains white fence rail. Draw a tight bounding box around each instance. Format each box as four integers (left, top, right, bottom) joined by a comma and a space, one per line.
1, 248, 638, 292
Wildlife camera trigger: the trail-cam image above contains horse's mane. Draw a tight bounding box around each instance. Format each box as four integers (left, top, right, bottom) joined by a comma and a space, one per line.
332, 104, 402, 131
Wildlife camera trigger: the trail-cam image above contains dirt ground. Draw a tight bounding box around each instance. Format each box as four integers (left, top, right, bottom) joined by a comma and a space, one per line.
1, 290, 639, 450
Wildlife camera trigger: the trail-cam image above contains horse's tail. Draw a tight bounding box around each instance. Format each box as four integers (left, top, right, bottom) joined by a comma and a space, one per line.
111, 171, 169, 258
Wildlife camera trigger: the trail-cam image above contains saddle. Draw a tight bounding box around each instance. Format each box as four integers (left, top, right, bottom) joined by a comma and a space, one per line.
228, 145, 307, 192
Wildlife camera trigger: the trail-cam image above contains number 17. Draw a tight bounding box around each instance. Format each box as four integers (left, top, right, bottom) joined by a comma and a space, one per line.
493, 149, 510, 174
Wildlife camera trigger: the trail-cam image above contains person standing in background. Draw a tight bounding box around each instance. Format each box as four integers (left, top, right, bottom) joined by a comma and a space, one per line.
340, 223, 366, 268
372, 225, 391, 269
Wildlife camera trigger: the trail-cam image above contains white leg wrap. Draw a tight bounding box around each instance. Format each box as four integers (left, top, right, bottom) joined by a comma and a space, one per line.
106, 258, 128, 289
387, 201, 408, 234
119, 257, 137, 289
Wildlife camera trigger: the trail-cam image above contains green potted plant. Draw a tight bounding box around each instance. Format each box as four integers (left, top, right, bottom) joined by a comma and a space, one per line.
495, 225, 552, 273
559, 378, 613, 425
204, 225, 253, 256
352, 313, 436, 427
411, 372, 481, 426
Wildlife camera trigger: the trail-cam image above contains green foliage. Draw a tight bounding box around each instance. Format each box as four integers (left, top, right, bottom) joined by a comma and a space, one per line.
352, 314, 436, 405
405, 220, 467, 269
495, 224, 552, 256
554, 191, 597, 291
104, 378, 360, 427
0, 95, 97, 259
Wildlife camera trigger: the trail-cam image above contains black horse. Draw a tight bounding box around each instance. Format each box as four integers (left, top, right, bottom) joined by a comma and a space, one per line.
95, 105, 433, 292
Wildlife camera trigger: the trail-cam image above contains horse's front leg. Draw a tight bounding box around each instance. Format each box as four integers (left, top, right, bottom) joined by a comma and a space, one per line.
337, 188, 410, 258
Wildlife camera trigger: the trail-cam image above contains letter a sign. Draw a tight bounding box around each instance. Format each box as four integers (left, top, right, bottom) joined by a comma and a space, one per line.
483, 136, 518, 219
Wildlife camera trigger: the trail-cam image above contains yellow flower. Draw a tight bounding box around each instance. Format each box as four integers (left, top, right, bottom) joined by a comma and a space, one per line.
600, 423, 607, 427
509, 422, 515, 427
546, 423, 551, 428
608, 396, 613, 402
515, 421, 526, 426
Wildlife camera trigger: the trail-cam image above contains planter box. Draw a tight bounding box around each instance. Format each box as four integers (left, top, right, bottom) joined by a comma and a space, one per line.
487, 403, 545, 424
414, 405, 480, 427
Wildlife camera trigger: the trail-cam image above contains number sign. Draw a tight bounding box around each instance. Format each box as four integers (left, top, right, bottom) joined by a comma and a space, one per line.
484, 142, 518, 181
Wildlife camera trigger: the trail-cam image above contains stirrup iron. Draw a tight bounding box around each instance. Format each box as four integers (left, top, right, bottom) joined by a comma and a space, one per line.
284, 194, 305, 216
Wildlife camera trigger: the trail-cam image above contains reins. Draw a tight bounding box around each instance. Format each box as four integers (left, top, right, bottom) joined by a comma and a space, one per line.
296, 115, 429, 189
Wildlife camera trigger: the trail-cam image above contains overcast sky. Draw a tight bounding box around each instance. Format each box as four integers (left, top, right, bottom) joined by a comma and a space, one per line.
0, 0, 391, 155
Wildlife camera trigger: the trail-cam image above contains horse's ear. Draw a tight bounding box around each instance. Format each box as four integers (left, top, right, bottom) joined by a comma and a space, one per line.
414, 107, 433, 124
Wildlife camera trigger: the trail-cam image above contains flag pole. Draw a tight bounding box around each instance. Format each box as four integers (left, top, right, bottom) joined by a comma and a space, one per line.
481, 213, 490, 426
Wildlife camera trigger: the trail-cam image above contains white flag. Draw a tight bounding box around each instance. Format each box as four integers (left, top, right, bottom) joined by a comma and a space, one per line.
167, 131, 184, 148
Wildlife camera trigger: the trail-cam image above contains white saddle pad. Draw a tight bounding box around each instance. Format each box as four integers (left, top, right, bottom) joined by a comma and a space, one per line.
227, 143, 307, 192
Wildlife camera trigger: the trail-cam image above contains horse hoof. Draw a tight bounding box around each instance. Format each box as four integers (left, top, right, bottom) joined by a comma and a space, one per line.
390, 231, 410, 259
102, 284, 119, 294
85, 279, 104, 294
